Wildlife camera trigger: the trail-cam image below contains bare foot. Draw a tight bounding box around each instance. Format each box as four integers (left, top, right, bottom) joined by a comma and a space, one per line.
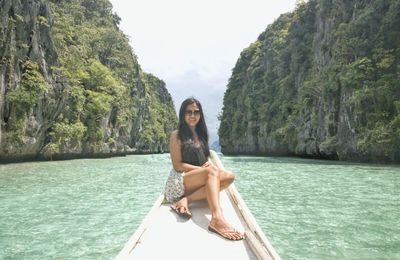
209, 217, 244, 240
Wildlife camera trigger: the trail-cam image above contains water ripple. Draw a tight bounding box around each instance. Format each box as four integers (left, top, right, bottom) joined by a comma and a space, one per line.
221, 155, 400, 260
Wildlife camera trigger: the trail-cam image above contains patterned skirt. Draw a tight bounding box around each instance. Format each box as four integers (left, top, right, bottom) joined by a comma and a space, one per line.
164, 169, 185, 203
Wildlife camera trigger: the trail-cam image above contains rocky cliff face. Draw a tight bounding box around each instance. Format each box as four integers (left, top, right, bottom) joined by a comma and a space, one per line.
219, 0, 400, 163
0, 0, 64, 159
0, 0, 177, 162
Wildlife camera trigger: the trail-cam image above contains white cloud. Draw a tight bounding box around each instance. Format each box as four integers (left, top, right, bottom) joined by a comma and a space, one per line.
110, 0, 297, 142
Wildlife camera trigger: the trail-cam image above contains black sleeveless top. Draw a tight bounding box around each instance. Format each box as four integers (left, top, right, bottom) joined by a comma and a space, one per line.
181, 139, 208, 166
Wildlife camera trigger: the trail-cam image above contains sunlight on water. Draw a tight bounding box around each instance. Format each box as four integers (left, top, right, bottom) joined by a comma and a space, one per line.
1, 154, 399, 259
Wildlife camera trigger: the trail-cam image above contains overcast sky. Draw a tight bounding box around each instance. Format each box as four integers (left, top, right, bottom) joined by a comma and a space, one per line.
110, 0, 297, 143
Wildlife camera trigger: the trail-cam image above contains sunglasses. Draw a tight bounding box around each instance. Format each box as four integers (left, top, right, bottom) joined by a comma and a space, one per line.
185, 110, 201, 117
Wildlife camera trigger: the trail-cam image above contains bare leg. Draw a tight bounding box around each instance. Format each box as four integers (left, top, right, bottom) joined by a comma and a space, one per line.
205, 168, 243, 240
206, 167, 222, 218
186, 171, 233, 203
175, 166, 243, 240
173, 169, 232, 215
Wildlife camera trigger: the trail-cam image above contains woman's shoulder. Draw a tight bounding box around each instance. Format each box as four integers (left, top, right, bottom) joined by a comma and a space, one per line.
170, 130, 178, 137
170, 130, 180, 143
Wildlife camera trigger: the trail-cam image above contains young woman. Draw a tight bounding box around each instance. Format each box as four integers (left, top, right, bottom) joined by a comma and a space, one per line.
164, 97, 244, 241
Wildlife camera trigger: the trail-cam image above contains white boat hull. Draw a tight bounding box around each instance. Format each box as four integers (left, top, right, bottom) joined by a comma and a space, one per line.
116, 151, 280, 260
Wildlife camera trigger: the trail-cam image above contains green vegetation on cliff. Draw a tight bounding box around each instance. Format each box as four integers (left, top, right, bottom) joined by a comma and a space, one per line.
1, 0, 177, 160
219, 0, 400, 163
46, 0, 177, 154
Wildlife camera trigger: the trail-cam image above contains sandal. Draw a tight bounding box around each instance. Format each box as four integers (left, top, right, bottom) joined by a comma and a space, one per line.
170, 205, 192, 219
208, 225, 244, 241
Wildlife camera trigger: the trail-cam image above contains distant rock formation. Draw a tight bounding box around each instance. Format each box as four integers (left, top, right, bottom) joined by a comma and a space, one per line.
210, 140, 221, 153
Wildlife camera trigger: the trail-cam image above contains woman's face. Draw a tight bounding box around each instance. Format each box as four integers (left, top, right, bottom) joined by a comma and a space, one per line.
184, 102, 201, 128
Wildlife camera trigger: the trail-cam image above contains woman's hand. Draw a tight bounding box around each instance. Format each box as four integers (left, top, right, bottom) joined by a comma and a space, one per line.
201, 161, 212, 168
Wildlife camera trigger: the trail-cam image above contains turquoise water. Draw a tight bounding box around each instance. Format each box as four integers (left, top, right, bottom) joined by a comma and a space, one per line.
0, 155, 169, 259
0, 154, 399, 259
222, 156, 400, 259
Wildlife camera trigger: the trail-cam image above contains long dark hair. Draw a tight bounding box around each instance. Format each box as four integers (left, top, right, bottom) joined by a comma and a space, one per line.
178, 97, 210, 158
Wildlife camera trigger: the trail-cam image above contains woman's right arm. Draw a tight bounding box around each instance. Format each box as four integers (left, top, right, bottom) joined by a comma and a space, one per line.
169, 130, 201, 172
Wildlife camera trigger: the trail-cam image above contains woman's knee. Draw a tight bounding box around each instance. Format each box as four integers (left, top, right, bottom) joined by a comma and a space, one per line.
206, 165, 219, 178
221, 170, 235, 184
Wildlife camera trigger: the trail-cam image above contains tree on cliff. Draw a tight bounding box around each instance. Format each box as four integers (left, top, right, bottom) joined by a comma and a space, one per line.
219, 0, 400, 163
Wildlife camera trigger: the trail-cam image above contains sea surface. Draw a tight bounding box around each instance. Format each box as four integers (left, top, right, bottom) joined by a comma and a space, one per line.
0, 154, 399, 259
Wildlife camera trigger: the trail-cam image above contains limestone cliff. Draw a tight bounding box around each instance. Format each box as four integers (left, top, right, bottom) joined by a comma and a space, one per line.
0, 0, 177, 162
219, 0, 400, 163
